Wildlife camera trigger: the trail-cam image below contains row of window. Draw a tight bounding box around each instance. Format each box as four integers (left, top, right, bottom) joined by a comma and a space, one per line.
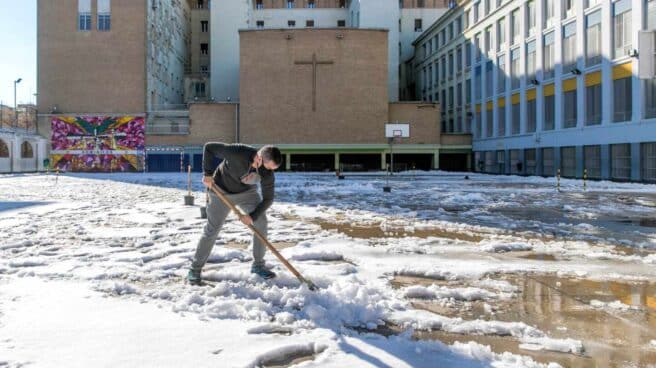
0, 141, 33, 159
474, 143, 656, 182
78, 13, 111, 31
255, 0, 346, 9
255, 19, 346, 28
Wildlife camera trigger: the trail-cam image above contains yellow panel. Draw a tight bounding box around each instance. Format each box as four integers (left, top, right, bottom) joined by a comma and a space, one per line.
543, 83, 555, 97
647, 296, 656, 310
526, 88, 537, 101
563, 78, 577, 92
498, 97, 506, 108
511, 93, 520, 105
476, 104, 481, 112
486, 101, 494, 110
613, 62, 632, 80
585, 71, 602, 87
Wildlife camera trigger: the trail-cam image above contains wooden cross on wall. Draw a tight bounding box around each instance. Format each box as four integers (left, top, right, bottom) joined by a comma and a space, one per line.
294, 53, 334, 111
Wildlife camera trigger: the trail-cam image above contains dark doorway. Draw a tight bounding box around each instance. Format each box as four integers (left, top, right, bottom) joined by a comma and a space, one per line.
290, 154, 334, 172
339, 154, 381, 172
385, 153, 433, 171
439, 153, 469, 172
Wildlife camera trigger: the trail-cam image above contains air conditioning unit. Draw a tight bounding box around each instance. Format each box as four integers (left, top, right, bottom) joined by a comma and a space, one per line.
639, 31, 656, 79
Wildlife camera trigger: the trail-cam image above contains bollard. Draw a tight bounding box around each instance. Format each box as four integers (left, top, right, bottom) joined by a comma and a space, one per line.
583, 169, 587, 191
556, 169, 561, 192
184, 165, 195, 205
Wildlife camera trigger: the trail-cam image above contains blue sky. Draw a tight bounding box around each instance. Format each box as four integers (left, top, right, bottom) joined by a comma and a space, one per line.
0, 0, 37, 107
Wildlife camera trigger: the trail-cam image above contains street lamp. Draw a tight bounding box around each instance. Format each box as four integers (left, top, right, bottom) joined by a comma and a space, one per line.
14, 78, 22, 128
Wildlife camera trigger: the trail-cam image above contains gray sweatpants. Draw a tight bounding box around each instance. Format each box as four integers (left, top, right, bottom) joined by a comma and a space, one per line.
190, 187, 267, 272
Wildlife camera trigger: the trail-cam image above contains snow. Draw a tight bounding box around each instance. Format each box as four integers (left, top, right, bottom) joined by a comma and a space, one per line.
1, 172, 655, 367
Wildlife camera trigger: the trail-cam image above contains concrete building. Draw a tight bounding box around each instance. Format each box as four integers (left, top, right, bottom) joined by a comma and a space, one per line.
411, 0, 656, 182
211, 0, 452, 102
184, 0, 211, 103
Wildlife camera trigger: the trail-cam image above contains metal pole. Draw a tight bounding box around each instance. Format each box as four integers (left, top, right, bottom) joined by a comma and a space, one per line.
14, 82, 17, 128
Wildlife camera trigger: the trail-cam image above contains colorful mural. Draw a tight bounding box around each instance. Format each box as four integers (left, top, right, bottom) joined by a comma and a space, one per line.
51, 116, 145, 172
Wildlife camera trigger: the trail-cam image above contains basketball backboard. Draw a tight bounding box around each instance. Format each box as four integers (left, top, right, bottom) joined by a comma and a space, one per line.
385, 123, 410, 138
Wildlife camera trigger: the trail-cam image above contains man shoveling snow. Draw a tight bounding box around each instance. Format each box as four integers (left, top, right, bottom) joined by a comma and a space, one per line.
187, 142, 282, 285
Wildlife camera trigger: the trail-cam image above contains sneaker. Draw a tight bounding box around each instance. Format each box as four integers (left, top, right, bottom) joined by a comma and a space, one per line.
251, 264, 276, 279
187, 269, 202, 285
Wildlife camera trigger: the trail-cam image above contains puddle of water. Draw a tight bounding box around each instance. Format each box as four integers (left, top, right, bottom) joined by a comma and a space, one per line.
315, 221, 483, 242
392, 274, 656, 368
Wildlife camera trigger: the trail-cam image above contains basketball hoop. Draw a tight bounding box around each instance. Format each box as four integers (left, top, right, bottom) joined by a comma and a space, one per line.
393, 130, 403, 138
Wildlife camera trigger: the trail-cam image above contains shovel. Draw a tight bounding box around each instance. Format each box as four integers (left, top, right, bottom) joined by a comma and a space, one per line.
208, 183, 318, 291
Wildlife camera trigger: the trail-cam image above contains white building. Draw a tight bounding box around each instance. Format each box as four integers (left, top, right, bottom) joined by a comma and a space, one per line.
211, 0, 451, 102
412, 0, 656, 182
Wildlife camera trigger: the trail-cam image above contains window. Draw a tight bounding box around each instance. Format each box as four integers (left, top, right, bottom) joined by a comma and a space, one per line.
542, 147, 555, 176
586, 11, 602, 66
648, 0, 656, 30
498, 55, 506, 93
20, 141, 33, 158
544, 0, 555, 27
485, 61, 493, 97
561, 146, 576, 177
586, 83, 602, 125
256, 0, 264, 9
563, 86, 577, 128
306, 20, 314, 27
201, 43, 208, 55
466, 42, 472, 68
449, 53, 454, 77
497, 18, 506, 51
337, 20, 346, 27
449, 23, 454, 40
512, 99, 520, 134
415, 19, 422, 32
456, 47, 463, 73
466, 79, 471, 103
642, 143, 656, 181
287, 0, 295, 9
288, 20, 296, 27
525, 149, 537, 175
611, 144, 632, 180
613, 0, 632, 58
79, 13, 91, 31
613, 77, 632, 122
201, 21, 209, 32
563, 22, 577, 72
475, 65, 482, 101
195, 82, 206, 98
457, 82, 463, 106
486, 108, 494, 137
78, 0, 91, 31
98, 14, 110, 31
584, 145, 602, 179
441, 56, 446, 81
485, 26, 492, 55
465, 9, 470, 29
485, 151, 496, 173
526, 1, 536, 36
526, 40, 536, 81
543, 32, 555, 79
544, 94, 555, 130
97, 0, 110, 31
511, 9, 520, 44
197, 0, 205, 8
256, 20, 264, 29
417, 0, 425, 7
474, 1, 480, 23
563, 0, 575, 18
510, 149, 521, 174
497, 102, 506, 136
307, 0, 315, 8
475, 33, 481, 62
497, 150, 506, 173
0, 139, 8, 158
527, 98, 536, 132
455, 16, 462, 34
201, 66, 208, 74
646, 79, 656, 118
511, 48, 520, 90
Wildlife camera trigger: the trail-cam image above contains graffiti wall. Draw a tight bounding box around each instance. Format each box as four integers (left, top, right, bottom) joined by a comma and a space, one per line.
51, 116, 145, 172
